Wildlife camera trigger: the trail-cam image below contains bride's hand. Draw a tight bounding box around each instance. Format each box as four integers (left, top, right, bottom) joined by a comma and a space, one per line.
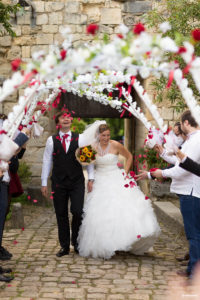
87, 180, 94, 193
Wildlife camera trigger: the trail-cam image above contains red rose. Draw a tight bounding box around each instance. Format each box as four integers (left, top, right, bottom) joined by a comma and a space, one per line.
192, 28, 200, 41
60, 49, 67, 60
148, 134, 153, 139
130, 171, 136, 178
117, 33, 124, 39
133, 23, 145, 35
178, 47, 187, 54
108, 92, 113, 97
11, 59, 22, 71
86, 24, 99, 35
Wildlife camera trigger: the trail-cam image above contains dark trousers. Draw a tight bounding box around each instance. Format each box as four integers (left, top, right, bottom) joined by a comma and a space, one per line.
0, 182, 8, 247
52, 179, 85, 250
179, 194, 200, 275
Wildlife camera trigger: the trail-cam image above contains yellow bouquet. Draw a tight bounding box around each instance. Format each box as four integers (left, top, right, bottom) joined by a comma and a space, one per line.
75, 145, 97, 166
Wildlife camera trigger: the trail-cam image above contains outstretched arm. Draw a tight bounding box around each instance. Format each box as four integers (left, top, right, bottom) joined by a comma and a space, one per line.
41, 137, 53, 197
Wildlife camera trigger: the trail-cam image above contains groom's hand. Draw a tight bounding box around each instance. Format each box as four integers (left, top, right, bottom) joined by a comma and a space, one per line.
87, 180, 94, 193
41, 186, 48, 198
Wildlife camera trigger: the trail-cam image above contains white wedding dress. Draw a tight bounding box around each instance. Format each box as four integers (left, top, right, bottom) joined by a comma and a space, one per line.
78, 153, 161, 259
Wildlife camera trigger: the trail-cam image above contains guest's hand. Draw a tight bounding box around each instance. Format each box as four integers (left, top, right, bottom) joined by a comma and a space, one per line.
21, 127, 31, 137
0, 169, 3, 178
135, 171, 148, 181
41, 186, 48, 198
87, 180, 93, 193
176, 149, 186, 162
154, 144, 164, 155
151, 169, 163, 178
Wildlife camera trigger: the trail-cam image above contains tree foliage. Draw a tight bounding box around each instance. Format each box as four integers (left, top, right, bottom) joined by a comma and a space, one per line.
0, 0, 20, 37
145, 0, 200, 111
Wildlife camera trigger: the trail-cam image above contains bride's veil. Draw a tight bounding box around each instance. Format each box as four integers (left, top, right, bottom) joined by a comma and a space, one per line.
80, 120, 106, 146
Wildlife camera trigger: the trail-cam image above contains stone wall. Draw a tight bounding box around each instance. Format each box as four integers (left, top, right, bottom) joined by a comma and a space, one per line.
0, 0, 178, 187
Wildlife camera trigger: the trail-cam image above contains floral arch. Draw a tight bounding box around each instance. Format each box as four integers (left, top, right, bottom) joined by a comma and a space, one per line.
1, 23, 200, 170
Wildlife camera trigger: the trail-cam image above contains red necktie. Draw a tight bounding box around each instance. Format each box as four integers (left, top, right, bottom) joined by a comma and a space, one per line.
62, 134, 69, 152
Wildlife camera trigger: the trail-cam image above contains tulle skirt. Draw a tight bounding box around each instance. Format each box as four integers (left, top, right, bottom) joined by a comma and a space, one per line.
78, 165, 160, 259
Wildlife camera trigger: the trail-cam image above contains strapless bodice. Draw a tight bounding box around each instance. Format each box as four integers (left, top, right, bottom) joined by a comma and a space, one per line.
95, 153, 119, 173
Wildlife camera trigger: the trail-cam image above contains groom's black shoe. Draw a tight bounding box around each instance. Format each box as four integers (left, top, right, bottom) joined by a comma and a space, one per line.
0, 274, 14, 282
56, 248, 69, 257
74, 246, 79, 254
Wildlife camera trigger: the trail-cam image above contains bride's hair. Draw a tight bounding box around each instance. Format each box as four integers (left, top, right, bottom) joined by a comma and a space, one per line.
99, 124, 110, 133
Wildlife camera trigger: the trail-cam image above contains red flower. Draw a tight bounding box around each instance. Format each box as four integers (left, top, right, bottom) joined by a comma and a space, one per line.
149, 168, 158, 172
124, 184, 129, 188
137, 235, 141, 239
130, 171, 136, 178
11, 59, 22, 71
108, 92, 113, 97
145, 196, 149, 200
130, 181, 136, 188
133, 23, 145, 35
178, 47, 187, 54
86, 24, 99, 35
192, 28, 200, 41
117, 33, 124, 39
148, 134, 153, 139
60, 49, 67, 60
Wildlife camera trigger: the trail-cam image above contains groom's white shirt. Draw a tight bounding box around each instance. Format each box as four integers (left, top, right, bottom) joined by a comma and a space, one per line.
161, 130, 200, 197
41, 130, 94, 186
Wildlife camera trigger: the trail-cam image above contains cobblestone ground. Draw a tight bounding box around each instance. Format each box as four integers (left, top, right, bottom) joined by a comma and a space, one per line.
0, 208, 188, 300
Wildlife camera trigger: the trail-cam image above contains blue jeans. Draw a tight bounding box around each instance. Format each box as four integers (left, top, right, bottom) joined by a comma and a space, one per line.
179, 194, 200, 275
0, 182, 8, 247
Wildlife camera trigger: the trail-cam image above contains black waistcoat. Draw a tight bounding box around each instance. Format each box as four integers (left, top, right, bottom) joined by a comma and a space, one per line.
51, 132, 84, 186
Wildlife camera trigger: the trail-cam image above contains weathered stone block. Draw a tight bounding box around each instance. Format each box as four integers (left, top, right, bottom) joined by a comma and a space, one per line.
64, 13, 87, 25
36, 14, 48, 25
22, 46, 31, 58
59, 25, 76, 34
7, 46, 21, 60
161, 107, 173, 120
45, 2, 65, 12
22, 25, 40, 35
123, 15, 135, 26
31, 45, 49, 56
54, 33, 65, 44
14, 36, 36, 46
36, 34, 53, 45
85, 6, 100, 23
0, 36, 12, 47
42, 25, 58, 34
12, 25, 22, 36
49, 12, 63, 25
3, 102, 15, 115
17, 11, 31, 25
100, 8, 121, 25
100, 25, 113, 34
33, 1, 45, 13
66, 2, 80, 13
123, 1, 152, 14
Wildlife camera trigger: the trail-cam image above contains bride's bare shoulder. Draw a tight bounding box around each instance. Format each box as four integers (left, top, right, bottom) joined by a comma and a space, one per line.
110, 140, 120, 148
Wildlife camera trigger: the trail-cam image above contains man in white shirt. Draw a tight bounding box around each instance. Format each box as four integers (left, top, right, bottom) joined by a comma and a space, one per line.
151, 110, 200, 278
41, 111, 94, 257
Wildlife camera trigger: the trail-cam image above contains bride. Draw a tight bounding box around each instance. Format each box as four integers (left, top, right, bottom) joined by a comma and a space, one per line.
78, 121, 160, 259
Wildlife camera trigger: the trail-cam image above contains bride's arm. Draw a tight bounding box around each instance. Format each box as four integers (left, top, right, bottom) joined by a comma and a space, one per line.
115, 142, 133, 175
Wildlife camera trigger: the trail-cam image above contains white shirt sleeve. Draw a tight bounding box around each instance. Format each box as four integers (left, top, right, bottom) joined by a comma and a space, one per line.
86, 164, 95, 180
160, 149, 178, 165
41, 136, 53, 186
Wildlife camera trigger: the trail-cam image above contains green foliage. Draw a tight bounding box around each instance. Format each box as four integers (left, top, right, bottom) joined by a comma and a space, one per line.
18, 161, 32, 184
135, 147, 169, 170
0, 1, 21, 37
71, 118, 87, 133
145, 0, 200, 111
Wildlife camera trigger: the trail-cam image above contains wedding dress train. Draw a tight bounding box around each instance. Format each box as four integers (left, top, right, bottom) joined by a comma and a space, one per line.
78, 153, 160, 259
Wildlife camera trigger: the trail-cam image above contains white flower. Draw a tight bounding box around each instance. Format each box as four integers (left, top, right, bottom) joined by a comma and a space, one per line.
119, 24, 129, 35
160, 37, 178, 52
159, 22, 171, 33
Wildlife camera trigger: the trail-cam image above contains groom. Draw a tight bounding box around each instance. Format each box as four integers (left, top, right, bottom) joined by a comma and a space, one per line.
41, 111, 94, 256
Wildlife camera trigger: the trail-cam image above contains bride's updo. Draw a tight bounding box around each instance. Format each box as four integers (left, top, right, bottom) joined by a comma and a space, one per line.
99, 124, 110, 133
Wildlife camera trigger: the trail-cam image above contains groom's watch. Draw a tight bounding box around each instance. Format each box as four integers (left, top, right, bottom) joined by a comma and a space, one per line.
88, 179, 94, 182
